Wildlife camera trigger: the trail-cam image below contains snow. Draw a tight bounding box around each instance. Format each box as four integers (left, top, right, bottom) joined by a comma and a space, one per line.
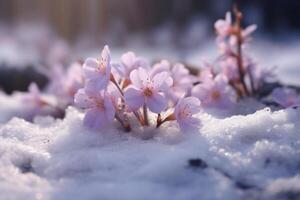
1, 105, 300, 200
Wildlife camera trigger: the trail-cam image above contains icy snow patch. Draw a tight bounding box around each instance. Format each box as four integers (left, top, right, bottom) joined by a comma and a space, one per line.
0, 107, 300, 200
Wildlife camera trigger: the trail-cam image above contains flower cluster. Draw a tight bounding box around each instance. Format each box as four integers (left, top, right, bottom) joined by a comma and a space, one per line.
74, 45, 202, 132
46, 62, 85, 107
17, 8, 286, 130
213, 8, 275, 98
72, 8, 281, 132
20, 83, 62, 121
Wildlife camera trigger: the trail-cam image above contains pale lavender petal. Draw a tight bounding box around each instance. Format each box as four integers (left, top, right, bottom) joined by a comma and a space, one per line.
150, 60, 170, 77
199, 67, 214, 81
294, 97, 300, 107
135, 58, 149, 69
121, 52, 149, 78
163, 77, 174, 89
179, 117, 201, 132
124, 87, 144, 110
138, 67, 149, 83
107, 84, 122, 102
214, 74, 228, 89
146, 92, 167, 113
105, 61, 111, 78
225, 12, 232, 24
74, 89, 94, 109
191, 84, 210, 102
215, 90, 235, 109
111, 62, 125, 77
84, 109, 107, 130
272, 88, 298, 108
174, 98, 183, 118
152, 71, 172, 90
183, 97, 201, 114
242, 24, 257, 38
28, 82, 40, 95
172, 63, 189, 77
84, 76, 109, 92
121, 51, 135, 68
177, 76, 194, 89
101, 45, 111, 64
83, 58, 99, 79
103, 95, 116, 121
129, 69, 142, 88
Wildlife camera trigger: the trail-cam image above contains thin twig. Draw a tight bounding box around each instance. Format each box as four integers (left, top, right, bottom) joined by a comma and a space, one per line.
143, 104, 149, 126
234, 6, 250, 96
115, 113, 131, 132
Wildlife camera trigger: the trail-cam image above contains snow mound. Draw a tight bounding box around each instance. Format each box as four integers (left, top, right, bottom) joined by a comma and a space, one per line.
0, 107, 300, 200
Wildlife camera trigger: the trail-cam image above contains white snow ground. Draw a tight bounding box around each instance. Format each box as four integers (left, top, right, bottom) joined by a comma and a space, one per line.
0, 104, 300, 200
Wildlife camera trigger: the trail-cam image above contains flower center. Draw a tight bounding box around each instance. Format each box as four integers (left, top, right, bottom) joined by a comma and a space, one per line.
143, 87, 153, 97
211, 90, 221, 100
96, 59, 106, 74
179, 105, 191, 118
95, 99, 105, 111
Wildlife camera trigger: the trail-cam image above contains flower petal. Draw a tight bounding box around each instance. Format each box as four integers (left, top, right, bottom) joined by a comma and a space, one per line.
121, 51, 135, 68
138, 67, 149, 83
147, 92, 167, 113
272, 88, 298, 108
101, 45, 111, 64
84, 76, 109, 92
183, 97, 201, 114
191, 84, 209, 102
103, 95, 116, 121
83, 58, 99, 79
129, 69, 142, 88
152, 71, 173, 91
83, 109, 107, 130
178, 117, 201, 132
124, 87, 144, 110
150, 60, 170, 77
74, 89, 94, 109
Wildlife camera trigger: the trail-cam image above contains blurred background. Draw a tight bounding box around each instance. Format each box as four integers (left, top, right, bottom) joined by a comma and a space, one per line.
0, 0, 300, 92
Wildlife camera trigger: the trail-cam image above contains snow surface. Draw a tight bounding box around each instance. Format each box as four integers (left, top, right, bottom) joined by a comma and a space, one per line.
1, 105, 300, 200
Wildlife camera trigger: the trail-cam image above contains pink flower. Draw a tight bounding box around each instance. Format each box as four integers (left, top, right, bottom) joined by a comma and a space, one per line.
242, 24, 257, 43
22, 83, 57, 121
23, 83, 48, 108
215, 12, 256, 55
192, 74, 236, 109
215, 12, 232, 37
220, 57, 239, 82
199, 65, 214, 82
83, 45, 111, 92
150, 61, 195, 103
271, 88, 300, 108
74, 88, 115, 129
150, 60, 171, 77
47, 63, 84, 105
124, 67, 172, 113
167, 63, 195, 103
46, 40, 70, 66
64, 62, 85, 97
114, 51, 148, 79
245, 57, 276, 91
174, 97, 201, 131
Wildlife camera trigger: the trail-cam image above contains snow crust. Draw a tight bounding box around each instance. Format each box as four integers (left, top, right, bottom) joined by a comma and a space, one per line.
1, 105, 300, 200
